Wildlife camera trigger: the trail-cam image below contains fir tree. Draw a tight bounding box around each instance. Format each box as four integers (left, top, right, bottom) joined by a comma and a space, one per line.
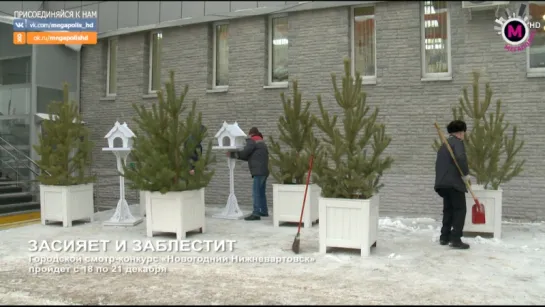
269, 80, 317, 184
33, 83, 95, 186
313, 58, 394, 199
433, 72, 524, 190
122, 71, 215, 193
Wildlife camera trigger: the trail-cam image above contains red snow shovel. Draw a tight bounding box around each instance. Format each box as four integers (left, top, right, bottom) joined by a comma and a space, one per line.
434, 123, 485, 224
291, 154, 315, 254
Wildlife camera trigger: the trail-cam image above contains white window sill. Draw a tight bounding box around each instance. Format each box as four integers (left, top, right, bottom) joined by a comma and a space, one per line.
206, 87, 229, 93
142, 92, 157, 99
263, 83, 289, 89
142, 93, 157, 99
354, 78, 377, 85
421, 76, 452, 82
526, 71, 545, 78
100, 96, 116, 101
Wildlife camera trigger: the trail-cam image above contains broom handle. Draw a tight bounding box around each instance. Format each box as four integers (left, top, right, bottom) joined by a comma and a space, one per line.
433, 123, 478, 201
296, 155, 314, 233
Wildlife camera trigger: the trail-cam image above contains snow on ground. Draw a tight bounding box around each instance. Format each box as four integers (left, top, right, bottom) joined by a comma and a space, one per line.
1, 205, 544, 305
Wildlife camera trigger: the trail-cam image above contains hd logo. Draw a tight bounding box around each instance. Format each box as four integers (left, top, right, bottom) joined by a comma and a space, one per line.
491, 3, 542, 52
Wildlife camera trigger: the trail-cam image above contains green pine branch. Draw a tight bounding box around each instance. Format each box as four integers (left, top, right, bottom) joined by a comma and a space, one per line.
122, 71, 216, 193
33, 83, 96, 186
269, 80, 317, 184
432, 72, 525, 189
313, 58, 394, 199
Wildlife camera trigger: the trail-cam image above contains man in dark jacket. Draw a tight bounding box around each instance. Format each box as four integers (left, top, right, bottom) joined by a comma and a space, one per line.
435, 120, 471, 249
230, 127, 269, 221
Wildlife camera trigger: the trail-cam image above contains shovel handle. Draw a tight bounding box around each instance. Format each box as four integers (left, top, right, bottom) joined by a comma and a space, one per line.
433, 122, 479, 203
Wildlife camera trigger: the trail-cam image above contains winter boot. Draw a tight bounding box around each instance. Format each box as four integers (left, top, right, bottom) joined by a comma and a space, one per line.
449, 240, 470, 249
244, 214, 261, 221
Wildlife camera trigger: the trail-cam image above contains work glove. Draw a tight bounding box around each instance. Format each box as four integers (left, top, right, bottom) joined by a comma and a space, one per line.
462, 175, 471, 186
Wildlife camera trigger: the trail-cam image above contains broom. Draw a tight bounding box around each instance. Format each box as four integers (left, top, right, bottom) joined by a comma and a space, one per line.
434, 123, 485, 224
291, 154, 315, 254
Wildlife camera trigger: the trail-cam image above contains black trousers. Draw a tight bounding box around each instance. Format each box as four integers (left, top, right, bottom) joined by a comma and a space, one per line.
437, 188, 467, 242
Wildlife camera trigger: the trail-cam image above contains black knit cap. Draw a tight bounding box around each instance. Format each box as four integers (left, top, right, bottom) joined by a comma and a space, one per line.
447, 120, 467, 134
249, 127, 263, 137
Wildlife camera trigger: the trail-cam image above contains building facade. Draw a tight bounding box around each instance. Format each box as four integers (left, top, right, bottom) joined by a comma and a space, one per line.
0, 1, 80, 218
1, 1, 545, 220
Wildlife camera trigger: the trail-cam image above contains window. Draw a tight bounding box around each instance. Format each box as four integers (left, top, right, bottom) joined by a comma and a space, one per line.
149, 31, 162, 93
421, 1, 451, 78
268, 15, 288, 85
213, 23, 229, 88
528, 2, 545, 72
106, 38, 117, 96
351, 6, 376, 82
0, 56, 31, 85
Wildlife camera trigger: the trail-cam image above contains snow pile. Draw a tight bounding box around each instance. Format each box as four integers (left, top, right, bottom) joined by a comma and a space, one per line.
379, 217, 436, 232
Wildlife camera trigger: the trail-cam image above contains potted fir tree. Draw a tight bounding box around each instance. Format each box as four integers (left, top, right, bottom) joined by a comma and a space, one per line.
313, 59, 394, 257
122, 71, 215, 240
270, 80, 319, 228
34, 83, 96, 227
433, 72, 524, 239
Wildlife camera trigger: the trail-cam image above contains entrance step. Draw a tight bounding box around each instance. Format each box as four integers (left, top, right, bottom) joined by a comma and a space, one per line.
0, 192, 34, 205
0, 202, 40, 215
0, 185, 23, 194
0, 219, 40, 230
0, 209, 40, 226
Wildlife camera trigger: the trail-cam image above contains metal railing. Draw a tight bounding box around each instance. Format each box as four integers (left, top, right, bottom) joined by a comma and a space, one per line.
0, 136, 51, 201
0, 135, 49, 176
0, 137, 139, 212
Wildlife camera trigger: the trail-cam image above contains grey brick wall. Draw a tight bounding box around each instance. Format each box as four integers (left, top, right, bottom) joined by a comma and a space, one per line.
81, 1, 545, 221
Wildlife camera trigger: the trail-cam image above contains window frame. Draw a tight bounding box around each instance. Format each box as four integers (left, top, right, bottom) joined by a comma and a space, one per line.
106, 37, 118, 97
350, 5, 377, 84
527, 1, 545, 75
268, 13, 289, 86
148, 31, 162, 94
212, 21, 230, 90
420, 1, 452, 80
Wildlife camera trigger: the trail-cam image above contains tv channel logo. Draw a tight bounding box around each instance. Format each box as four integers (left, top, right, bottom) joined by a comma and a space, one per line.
494, 4, 542, 52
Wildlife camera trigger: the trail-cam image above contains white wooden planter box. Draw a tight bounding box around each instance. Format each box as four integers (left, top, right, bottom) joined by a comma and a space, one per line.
146, 188, 206, 239
140, 191, 147, 217
273, 184, 320, 228
319, 194, 379, 257
464, 184, 502, 238
40, 184, 94, 227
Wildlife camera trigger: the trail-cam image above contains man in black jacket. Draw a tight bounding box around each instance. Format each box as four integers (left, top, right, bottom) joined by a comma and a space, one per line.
188, 125, 205, 175
230, 127, 270, 221
434, 120, 471, 249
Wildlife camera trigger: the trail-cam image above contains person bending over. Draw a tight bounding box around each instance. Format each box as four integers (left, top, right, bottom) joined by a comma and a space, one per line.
230, 127, 269, 221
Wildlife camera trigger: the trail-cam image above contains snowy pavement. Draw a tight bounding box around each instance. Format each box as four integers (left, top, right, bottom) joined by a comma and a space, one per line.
1, 205, 544, 305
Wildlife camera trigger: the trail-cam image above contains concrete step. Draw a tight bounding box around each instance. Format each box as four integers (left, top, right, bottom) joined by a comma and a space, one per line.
0, 180, 31, 186
0, 202, 40, 215
0, 209, 40, 226
0, 192, 34, 205
0, 219, 40, 230
0, 185, 23, 194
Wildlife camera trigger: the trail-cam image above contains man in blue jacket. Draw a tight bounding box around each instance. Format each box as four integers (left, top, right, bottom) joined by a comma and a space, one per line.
434, 120, 471, 250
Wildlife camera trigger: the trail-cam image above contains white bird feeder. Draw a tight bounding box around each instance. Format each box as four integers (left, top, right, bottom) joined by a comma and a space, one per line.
102, 121, 143, 226
211, 121, 247, 219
